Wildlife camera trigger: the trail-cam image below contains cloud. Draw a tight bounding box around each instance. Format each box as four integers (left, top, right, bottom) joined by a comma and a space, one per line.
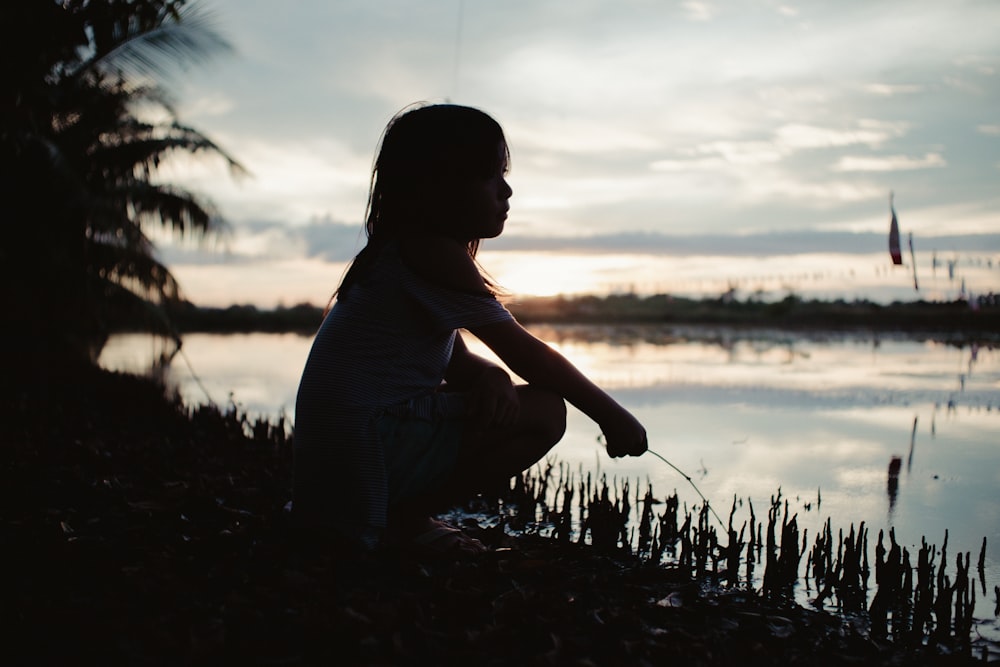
155, 137, 372, 225
653, 119, 910, 172
654, 140, 784, 170
157, 219, 365, 267
154, 213, 1000, 268
681, 1, 716, 21
180, 91, 235, 117
642, 117, 916, 212
298, 221, 367, 261
774, 120, 907, 150
164, 0, 1000, 276
740, 176, 885, 207
864, 83, 924, 97
952, 54, 996, 77
511, 116, 660, 154
833, 153, 947, 172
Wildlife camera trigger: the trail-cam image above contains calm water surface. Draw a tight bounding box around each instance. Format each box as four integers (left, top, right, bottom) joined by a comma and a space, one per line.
100, 326, 1000, 630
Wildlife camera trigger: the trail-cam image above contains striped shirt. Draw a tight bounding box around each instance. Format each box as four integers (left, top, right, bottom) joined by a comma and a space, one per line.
292, 241, 513, 548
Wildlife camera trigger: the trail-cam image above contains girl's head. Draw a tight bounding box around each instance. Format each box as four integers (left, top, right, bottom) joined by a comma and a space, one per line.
331, 104, 509, 304
365, 103, 510, 246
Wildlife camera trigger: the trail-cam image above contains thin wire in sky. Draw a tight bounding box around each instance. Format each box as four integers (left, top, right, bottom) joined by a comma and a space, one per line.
451, 0, 464, 101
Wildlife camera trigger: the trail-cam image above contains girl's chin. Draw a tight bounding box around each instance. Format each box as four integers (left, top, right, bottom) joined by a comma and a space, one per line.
482, 224, 504, 239
453, 218, 505, 241
466, 227, 504, 242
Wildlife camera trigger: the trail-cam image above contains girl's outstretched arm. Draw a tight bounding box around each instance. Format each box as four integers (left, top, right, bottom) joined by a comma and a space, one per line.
470, 319, 647, 458
400, 235, 646, 457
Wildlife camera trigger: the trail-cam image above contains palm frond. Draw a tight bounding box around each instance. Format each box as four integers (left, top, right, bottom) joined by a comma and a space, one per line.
167, 121, 248, 177
89, 120, 247, 182
74, 2, 233, 85
129, 181, 224, 237
5, 0, 244, 361
86, 201, 155, 250
88, 238, 182, 304
88, 179, 223, 240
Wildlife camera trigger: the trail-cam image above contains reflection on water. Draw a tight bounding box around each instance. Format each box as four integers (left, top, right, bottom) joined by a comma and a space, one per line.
100, 326, 1000, 626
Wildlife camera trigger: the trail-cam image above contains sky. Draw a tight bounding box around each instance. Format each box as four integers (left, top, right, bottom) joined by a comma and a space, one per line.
156, 0, 1000, 306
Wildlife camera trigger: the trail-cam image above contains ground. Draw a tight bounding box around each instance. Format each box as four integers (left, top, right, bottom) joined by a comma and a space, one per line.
2, 367, 992, 665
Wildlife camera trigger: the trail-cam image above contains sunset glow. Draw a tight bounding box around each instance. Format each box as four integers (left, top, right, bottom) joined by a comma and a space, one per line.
167, 248, 998, 308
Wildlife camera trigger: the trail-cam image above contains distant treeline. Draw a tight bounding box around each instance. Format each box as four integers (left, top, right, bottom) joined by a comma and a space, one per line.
118, 294, 1000, 339
510, 293, 1000, 335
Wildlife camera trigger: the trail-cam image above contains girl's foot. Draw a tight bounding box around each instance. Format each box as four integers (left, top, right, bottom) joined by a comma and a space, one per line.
393, 517, 487, 558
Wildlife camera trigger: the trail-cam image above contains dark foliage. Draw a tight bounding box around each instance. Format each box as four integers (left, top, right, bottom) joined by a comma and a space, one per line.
0, 0, 241, 378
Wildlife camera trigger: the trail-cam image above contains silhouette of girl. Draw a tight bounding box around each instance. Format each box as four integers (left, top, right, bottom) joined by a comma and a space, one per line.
293, 103, 647, 555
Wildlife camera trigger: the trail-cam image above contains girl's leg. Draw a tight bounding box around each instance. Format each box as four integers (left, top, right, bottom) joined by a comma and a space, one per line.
456, 384, 566, 486
386, 385, 566, 550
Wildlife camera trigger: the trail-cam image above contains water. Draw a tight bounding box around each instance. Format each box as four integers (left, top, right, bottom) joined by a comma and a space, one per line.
100, 326, 1000, 636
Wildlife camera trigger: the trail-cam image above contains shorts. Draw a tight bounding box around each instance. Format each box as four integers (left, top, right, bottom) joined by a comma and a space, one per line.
376, 391, 470, 507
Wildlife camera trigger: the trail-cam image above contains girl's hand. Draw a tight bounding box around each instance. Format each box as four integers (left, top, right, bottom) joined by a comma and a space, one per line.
600, 410, 648, 458
467, 367, 520, 429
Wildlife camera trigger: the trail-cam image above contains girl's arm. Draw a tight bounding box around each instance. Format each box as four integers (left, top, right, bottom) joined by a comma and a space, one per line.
400, 235, 645, 456
469, 318, 647, 458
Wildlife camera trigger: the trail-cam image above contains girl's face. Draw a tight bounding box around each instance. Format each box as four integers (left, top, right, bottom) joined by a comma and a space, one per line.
451, 141, 512, 241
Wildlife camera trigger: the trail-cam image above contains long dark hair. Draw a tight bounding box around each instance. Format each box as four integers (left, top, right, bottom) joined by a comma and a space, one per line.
330, 103, 509, 306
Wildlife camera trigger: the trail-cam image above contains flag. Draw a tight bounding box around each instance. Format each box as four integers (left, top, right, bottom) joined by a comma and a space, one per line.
888, 193, 902, 265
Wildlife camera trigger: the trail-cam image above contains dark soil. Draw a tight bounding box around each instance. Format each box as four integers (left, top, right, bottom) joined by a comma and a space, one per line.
2, 367, 991, 665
